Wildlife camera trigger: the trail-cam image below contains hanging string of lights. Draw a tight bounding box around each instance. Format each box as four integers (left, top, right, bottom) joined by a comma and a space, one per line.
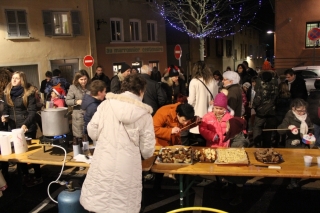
150, 0, 262, 38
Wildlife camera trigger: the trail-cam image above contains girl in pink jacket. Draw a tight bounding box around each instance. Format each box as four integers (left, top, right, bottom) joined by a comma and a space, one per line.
51, 88, 65, 108
199, 92, 233, 147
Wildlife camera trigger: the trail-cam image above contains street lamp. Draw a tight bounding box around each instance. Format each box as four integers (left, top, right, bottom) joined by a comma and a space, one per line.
267, 30, 274, 34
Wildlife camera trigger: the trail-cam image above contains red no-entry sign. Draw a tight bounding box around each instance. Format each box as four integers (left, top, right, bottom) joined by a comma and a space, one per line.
174, 44, 182, 60
83, 55, 94, 67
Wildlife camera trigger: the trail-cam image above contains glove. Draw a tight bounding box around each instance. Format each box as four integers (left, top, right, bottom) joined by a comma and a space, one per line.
288, 125, 298, 135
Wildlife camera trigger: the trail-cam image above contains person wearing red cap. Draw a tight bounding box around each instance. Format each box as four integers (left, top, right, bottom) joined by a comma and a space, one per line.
51, 87, 65, 107
199, 92, 233, 147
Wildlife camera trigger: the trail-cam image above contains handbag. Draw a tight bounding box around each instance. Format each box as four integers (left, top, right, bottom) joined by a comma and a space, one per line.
196, 78, 214, 100
196, 78, 214, 112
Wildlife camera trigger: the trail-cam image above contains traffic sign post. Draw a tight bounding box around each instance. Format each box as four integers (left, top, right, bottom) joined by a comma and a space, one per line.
83, 55, 94, 68
174, 44, 182, 66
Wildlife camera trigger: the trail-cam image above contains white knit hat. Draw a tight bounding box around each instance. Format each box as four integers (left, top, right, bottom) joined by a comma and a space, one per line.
223, 71, 240, 84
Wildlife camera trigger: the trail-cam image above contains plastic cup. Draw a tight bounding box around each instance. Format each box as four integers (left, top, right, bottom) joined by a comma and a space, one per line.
304, 155, 313, 167
317, 157, 320, 168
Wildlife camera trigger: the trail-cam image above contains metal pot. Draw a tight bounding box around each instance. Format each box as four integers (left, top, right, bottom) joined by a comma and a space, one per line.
41, 107, 70, 136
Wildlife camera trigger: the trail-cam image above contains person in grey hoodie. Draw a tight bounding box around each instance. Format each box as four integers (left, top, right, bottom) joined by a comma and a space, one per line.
81, 80, 106, 135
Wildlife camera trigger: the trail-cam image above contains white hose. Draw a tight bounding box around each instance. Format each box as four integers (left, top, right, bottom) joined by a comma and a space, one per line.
47, 144, 67, 204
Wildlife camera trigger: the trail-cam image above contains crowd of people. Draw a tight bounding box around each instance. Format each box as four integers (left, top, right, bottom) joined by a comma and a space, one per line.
0, 60, 319, 211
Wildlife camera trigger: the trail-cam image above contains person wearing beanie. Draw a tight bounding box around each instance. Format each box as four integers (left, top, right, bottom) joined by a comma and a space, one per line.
199, 92, 233, 147
51, 87, 65, 107
161, 65, 187, 104
110, 63, 131, 93
222, 71, 242, 117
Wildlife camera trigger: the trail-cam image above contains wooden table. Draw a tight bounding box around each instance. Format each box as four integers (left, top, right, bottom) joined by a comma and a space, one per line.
151, 147, 320, 207
0, 140, 157, 171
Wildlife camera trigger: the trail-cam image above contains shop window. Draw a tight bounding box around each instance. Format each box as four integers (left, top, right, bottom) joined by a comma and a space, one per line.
129, 19, 141, 41
5, 9, 29, 38
147, 20, 157, 41
110, 18, 123, 41
42, 10, 81, 36
306, 22, 320, 48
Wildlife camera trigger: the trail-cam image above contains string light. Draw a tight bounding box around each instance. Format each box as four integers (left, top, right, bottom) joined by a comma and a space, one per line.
151, 0, 262, 38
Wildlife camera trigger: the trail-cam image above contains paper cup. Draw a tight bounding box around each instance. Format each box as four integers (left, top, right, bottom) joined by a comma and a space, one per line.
304, 155, 313, 167
317, 157, 320, 168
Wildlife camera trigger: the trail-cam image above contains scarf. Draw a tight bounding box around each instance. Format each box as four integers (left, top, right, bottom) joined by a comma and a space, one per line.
10, 86, 24, 100
292, 110, 308, 135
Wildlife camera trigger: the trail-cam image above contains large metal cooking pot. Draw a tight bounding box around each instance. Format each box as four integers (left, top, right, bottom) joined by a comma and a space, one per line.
41, 107, 70, 136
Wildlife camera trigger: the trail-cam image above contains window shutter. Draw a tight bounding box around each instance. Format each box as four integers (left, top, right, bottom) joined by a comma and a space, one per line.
5, 10, 18, 37
17, 11, 28, 36
71, 11, 81, 36
42, 11, 53, 36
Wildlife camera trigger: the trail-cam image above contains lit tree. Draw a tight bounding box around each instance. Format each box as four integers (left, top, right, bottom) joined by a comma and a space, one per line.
150, 0, 261, 61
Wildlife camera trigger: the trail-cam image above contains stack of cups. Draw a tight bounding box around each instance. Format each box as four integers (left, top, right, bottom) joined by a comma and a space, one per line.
0, 135, 12, 156
11, 128, 28, 154
72, 137, 81, 157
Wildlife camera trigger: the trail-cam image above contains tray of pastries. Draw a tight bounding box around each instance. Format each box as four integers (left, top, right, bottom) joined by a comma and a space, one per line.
215, 148, 249, 165
155, 147, 193, 164
254, 148, 284, 164
193, 148, 216, 162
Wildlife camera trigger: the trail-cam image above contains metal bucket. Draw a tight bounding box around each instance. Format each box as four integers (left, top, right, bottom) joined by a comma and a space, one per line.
41, 107, 70, 136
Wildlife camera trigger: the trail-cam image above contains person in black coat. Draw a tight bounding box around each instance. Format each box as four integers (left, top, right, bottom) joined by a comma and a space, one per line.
307, 79, 320, 148
161, 66, 187, 104
284, 69, 308, 101
81, 80, 106, 136
150, 66, 161, 82
39, 71, 52, 100
110, 63, 131, 93
91, 66, 111, 93
236, 64, 251, 85
1, 71, 41, 187
140, 65, 167, 116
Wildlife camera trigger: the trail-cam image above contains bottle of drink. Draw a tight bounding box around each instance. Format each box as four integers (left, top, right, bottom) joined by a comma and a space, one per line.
72, 137, 81, 157
82, 134, 89, 155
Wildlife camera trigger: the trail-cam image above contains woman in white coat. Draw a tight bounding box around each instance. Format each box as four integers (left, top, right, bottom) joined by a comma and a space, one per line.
188, 61, 219, 146
80, 74, 156, 213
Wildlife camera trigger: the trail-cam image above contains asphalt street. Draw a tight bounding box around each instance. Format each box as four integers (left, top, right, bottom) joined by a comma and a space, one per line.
1, 165, 320, 213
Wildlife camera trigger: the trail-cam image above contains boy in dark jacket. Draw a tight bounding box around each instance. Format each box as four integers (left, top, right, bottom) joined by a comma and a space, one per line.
81, 80, 106, 135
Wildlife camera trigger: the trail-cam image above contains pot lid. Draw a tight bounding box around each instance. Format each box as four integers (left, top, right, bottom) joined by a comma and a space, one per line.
43, 107, 68, 112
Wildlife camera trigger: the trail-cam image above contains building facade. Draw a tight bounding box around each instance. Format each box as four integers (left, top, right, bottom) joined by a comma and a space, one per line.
275, 0, 320, 69
93, 0, 167, 77
170, 26, 264, 78
0, 0, 95, 87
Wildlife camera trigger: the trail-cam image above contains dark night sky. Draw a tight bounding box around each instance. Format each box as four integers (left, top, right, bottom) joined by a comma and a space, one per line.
249, 0, 275, 56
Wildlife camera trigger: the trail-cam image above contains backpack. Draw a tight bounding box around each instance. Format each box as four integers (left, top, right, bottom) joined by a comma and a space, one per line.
253, 71, 278, 117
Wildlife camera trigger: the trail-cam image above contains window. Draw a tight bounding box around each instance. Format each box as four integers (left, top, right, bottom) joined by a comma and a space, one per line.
306, 22, 320, 48
42, 10, 81, 36
129, 19, 141, 41
5, 9, 29, 38
110, 18, 123, 41
147, 20, 157, 41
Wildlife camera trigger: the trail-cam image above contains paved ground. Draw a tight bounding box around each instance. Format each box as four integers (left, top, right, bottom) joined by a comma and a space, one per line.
1, 165, 320, 213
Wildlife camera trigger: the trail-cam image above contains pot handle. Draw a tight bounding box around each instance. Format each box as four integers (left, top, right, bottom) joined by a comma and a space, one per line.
65, 106, 74, 117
